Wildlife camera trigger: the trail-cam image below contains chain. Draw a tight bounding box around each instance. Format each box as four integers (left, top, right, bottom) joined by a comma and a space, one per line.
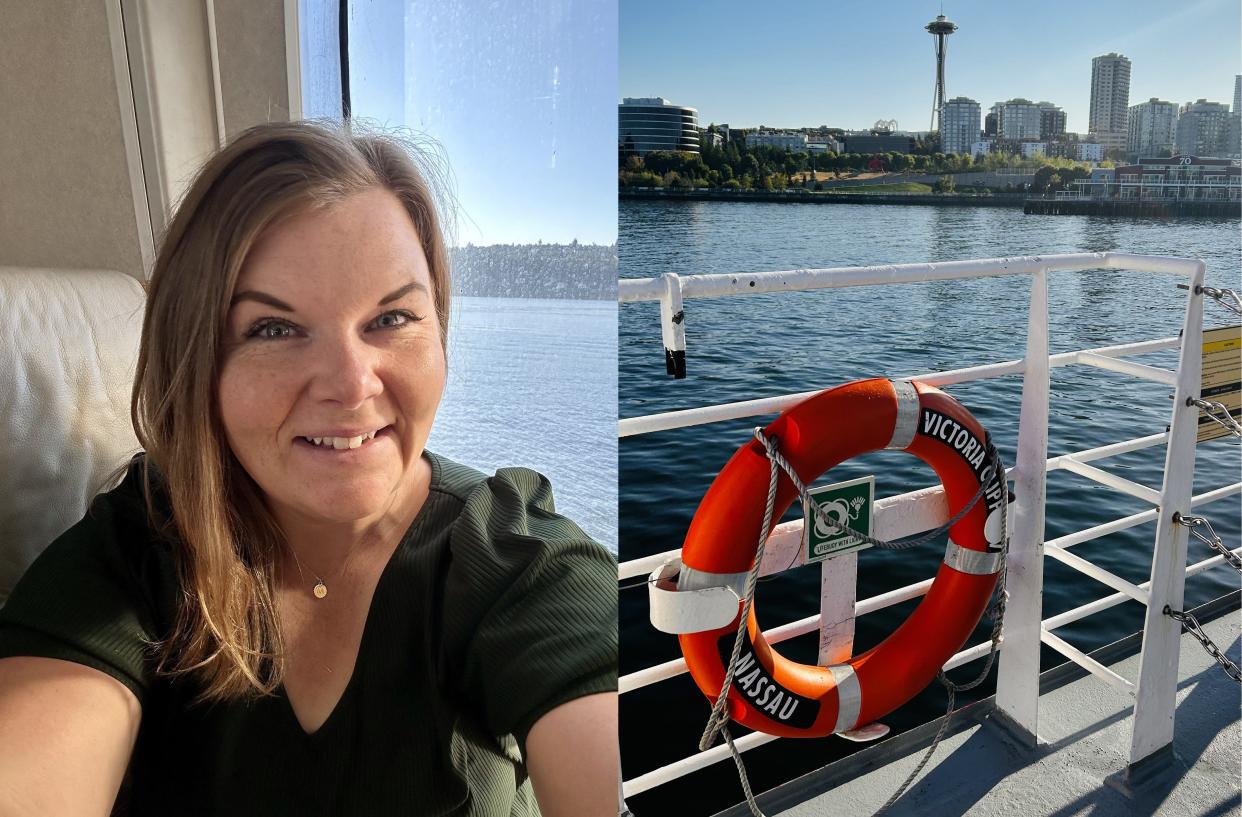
1175, 513, 1242, 573
1187, 397, 1242, 440
699, 428, 1009, 817
1163, 605, 1242, 684
1200, 286, 1242, 317
1178, 284, 1242, 317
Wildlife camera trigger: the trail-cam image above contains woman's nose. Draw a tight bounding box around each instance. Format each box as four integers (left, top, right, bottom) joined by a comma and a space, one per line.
309, 335, 383, 409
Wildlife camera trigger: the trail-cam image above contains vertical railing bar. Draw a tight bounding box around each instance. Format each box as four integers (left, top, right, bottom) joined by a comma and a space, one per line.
996, 265, 1050, 744
1128, 261, 1207, 767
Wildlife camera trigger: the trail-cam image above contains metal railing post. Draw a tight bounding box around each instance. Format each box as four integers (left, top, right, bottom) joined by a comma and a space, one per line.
1128, 261, 1206, 767
659, 272, 686, 378
995, 266, 1050, 744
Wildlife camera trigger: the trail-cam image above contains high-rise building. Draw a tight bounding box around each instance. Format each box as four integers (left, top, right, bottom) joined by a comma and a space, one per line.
1176, 99, 1231, 157
618, 98, 700, 155
1229, 76, 1242, 159
1127, 98, 1178, 159
941, 97, 981, 155
984, 110, 997, 136
1089, 53, 1131, 151
996, 99, 1042, 140
1038, 103, 1066, 141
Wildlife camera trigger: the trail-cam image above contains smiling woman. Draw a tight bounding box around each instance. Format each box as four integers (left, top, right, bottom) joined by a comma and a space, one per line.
0, 120, 617, 817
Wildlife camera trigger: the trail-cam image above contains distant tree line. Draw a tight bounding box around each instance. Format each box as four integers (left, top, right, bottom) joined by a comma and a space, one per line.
620, 140, 1102, 193
451, 243, 616, 300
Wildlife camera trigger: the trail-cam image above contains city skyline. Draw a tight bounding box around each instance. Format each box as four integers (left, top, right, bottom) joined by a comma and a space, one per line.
620, 0, 1240, 134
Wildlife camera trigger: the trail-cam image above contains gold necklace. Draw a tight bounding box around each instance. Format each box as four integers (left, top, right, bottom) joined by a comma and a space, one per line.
287, 546, 346, 600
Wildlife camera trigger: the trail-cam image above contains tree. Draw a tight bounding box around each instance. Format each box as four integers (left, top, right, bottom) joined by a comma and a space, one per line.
934, 175, 956, 193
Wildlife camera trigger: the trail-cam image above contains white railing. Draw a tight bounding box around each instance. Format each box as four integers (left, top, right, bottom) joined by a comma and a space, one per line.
617, 252, 1240, 800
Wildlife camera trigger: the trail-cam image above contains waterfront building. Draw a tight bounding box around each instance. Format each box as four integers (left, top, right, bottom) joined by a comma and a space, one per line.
1175, 100, 1231, 157
1068, 155, 1240, 200
1127, 99, 1178, 159
970, 139, 993, 157
618, 97, 699, 155
803, 129, 844, 153
745, 131, 809, 151
1038, 103, 1066, 141
1020, 141, 1047, 158
700, 129, 723, 150
996, 99, 1042, 140
1076, 142, 1105, 162
1089, 53, 1131, 151
806, 139, 843, 154
941, 97, 981, 155
843, 133, 915, 153
1042, 142, 1075, 159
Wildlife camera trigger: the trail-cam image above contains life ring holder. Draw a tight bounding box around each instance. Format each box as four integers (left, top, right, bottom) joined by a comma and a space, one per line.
654, 377, 1008, 739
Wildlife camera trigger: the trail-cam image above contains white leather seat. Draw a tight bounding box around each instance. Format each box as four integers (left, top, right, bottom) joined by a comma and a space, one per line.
0, 268, 144, 605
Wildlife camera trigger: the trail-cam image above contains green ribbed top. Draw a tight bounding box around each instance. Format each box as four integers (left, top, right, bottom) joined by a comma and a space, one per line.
0, 452, 617, 816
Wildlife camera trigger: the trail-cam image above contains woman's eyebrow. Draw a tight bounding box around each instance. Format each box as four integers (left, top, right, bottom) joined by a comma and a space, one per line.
229, 281, 429, 311
377, 281, 428, 305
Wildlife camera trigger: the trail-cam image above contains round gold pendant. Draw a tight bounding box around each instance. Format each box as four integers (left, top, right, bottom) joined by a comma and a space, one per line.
313, 582, 328, 599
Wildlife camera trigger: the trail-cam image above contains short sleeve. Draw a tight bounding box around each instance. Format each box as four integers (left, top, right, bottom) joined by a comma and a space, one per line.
0, 469, 163, 703
442, 467, 617, 750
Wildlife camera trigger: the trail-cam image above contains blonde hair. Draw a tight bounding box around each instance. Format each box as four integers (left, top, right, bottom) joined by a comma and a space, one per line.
117, 119, 453, 702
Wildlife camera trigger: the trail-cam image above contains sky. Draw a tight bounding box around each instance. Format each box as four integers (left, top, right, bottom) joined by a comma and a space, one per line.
345, 0, 617, 246
620, 0, 1241, 134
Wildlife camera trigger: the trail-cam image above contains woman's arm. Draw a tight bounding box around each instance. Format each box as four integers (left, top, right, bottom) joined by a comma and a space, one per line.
0, 656, 140, 817
525, 692, 619, 817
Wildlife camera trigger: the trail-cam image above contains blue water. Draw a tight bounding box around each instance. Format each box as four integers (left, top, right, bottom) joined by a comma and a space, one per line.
428, 296, 617, 551
618, 201, 1241, 816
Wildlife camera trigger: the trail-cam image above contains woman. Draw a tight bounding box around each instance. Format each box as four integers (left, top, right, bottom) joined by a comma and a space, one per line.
0, 121, 617, 816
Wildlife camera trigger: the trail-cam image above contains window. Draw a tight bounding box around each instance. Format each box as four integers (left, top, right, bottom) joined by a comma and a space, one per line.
298, 0, 618, 549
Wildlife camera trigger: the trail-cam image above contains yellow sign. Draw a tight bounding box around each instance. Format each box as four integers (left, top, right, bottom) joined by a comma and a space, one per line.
1198, 325, 1241, 443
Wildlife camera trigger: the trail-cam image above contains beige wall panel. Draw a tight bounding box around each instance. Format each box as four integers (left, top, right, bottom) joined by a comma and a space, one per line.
0, 0, 145, 278
214, 0, 292, 141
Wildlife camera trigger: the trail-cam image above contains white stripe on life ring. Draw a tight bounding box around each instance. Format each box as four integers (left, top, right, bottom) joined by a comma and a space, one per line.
943, 539, 1005, 575
886, 379, 920, 450
828, 663, 861, 733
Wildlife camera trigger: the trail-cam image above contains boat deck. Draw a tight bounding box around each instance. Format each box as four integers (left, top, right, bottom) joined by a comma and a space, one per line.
714, 594, 1241, 817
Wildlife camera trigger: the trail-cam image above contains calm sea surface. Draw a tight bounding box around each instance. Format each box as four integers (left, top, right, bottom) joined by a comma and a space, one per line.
619, 200, 1241, 816
427, 296, 617, 551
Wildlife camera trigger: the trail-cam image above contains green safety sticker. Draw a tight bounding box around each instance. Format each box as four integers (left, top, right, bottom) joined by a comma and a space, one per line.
804, 475, 875, 564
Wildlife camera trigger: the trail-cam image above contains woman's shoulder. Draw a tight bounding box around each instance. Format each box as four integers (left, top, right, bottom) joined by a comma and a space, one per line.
427, 452, 616, 743
426, 450, 603, 552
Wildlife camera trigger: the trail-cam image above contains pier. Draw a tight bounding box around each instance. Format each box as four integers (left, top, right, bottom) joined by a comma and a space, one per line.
1025, 198, 1241, 217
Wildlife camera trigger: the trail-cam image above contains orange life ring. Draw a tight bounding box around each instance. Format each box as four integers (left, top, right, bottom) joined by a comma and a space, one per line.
678, 378, 1006, 738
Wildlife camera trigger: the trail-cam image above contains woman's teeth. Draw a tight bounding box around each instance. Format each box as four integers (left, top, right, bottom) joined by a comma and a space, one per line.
302, 429, 378, 449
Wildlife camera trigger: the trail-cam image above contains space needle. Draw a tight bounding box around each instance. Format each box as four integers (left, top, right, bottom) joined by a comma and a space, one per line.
926, 13, 958, 133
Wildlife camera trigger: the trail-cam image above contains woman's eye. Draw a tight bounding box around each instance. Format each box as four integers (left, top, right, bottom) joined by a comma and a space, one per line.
246, 319, 296, 340
371, 310, 422, 330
